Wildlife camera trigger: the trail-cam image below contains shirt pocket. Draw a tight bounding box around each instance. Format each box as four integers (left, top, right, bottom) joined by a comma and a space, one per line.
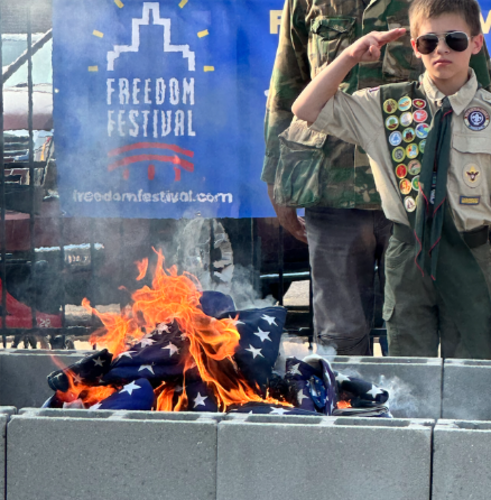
308, 17, 356, 77
382, 15, 423, 81
274, 118, 328, 207
451, 134, 491, 191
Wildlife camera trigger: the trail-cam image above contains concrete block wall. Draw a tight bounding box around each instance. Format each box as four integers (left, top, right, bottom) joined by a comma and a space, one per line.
217, 414, 434, 500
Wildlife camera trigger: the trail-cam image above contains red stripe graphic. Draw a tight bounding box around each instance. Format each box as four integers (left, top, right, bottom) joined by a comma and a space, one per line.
108, 154, 194, 172
108, 142, 194, 158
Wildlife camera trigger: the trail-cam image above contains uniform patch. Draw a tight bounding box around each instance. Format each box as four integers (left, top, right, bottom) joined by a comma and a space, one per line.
419, 139, 426, 153
464, 107, 490, 131
406, 143, 419, 159
400, 112, 413, 127
413, 98, 426, 109
408, 159, 421, 175
415, 123, 429, 138
396, 164, 408, 178
463, 164, 482, 187
389, 131, 402, 146
411, 175, 420, 192
383, 99, 398, 113
459, 195, 481, 205
402, 128, 415, 143
399, 178, 412, 195
404, 196, 417, 212
386, 115, 399, 130
398, 96, 411, 111
413, 109, 428, 123
392, 147, 406, 162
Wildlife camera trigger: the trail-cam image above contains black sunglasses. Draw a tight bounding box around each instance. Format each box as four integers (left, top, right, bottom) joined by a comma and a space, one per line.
416, 31, 470, 54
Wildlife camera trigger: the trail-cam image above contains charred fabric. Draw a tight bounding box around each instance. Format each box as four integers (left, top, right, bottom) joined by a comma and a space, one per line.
44, 253, 389, 417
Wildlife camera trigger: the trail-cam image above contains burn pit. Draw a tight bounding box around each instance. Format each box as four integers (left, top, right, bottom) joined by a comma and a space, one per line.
43, 251, 390, 417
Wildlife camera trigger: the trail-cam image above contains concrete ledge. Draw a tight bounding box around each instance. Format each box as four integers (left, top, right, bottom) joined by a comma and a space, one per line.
442, 359, 491, 420
332, 356, 442, 419
432, 419, 491, 500
7, 409, 218, 500
217, 415, 434, 500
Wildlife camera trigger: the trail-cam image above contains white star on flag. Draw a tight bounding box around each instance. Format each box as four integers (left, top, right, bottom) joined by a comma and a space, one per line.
269, 407, 290, 415
297, 389, 309, 404
120, 381, 141, 396
366, 384, 384, 398
288, 363, 302, 376
193, 392, 208, 408
90, 402, 102, 410
156, 323, 170, 333
93, 356, 105, 367
335, 372, 351, 384
116, 350, 137, 361
162, 342, 179, 356
139, 336, 156, 348
261, 314, 278, 326
245, 345, 264, 359
253, 327, 271, 342
72, 374, 83, 384
138, 364, 155, 375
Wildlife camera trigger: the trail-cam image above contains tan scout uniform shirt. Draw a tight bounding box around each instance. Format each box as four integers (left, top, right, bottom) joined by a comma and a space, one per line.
310, 70, 491, 232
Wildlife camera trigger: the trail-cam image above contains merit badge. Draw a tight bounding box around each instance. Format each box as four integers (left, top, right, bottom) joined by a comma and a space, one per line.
398, 96, 412, 111
413, 98, 427, 109
396, 164, 408, 178
400, 112, 413, 127
389, 131, 402, 146
383, 99, 398, 114
413, 109, 428, 123
386, 115, 399, 130
399, 178, 412, 195
404, 196, 417, 212
407, 159, 421, 176
415, 123, 429, 138
419, 140, 426, 154
411, 175, 420, 192
406, 143, 419, 159
463, 164, 482, 188
392, 147, 406, 162
464, 107, 490, 131
402, 128, 415, 143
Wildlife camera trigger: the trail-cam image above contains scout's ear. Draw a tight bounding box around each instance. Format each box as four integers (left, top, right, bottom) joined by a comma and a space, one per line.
471, 33, 483, 55
411, 38, 423, 59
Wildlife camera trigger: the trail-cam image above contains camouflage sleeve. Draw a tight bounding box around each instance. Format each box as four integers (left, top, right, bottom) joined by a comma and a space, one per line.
261, 0, 311, 185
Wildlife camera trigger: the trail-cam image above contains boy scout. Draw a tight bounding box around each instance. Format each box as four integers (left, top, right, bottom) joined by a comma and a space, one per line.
292, 0, 491, 358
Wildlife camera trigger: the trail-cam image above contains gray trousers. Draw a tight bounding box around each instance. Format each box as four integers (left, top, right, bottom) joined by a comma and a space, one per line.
305, 207, 392, 355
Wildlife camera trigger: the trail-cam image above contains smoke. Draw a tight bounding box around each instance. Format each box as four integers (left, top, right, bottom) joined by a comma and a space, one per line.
373, 374, 421, 418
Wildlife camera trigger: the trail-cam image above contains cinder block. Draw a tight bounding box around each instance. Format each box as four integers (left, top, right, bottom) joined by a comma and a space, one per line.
332, 356, 443, 419
0, 408, 12, 500
7, 410, 218, 500
432, 419, 491, 500
0, 350, 85, 408
217, 415, 434, 500
442, 359, 491, 420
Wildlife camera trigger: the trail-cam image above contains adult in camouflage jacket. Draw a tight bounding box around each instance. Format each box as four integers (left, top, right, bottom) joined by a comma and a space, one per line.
262, 0, 491, 354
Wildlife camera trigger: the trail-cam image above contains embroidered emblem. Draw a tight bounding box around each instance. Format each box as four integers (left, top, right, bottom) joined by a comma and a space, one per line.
402, 128, 415, 143
464, 107, 490, 131
415, 123, 429, 138
408, 160, 421, 176
406, 143, 419, 159
419, 139, 426, 153
404, 196, 417, 212
459, 195, 481, 205
411, 175, 420, 192
392, 147, 406, 162
413, 99, 427, 109
400, 112, 413, 127
383, 99, 398, 113
413, 109, 428, 123
389, 131, 402, 146
399, 178, 412, 195
398, 96, 411, 112
463, 164, 482, 188
395, 164, 408, 178
386, 115, 399, 131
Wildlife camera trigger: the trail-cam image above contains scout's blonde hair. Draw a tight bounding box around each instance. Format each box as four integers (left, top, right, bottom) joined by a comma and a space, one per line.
409, 0, 483, 38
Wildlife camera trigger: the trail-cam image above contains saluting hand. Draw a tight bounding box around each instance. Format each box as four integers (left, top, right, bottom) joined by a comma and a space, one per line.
346, 28, 406, 63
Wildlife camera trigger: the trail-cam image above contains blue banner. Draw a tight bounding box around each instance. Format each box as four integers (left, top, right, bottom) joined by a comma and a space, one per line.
52, 0, 283, 218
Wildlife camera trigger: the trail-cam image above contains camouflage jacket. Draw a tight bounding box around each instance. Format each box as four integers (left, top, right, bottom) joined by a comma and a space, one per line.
262, 0, 491, 209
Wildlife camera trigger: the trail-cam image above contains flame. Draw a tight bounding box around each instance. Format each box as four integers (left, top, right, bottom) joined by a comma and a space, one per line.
135, 258, 149, 281
336, 400, 352, 409
85, 249, 290, 412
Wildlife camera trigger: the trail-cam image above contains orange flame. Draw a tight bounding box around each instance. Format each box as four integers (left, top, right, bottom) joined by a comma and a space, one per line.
336, 400, 352, 409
